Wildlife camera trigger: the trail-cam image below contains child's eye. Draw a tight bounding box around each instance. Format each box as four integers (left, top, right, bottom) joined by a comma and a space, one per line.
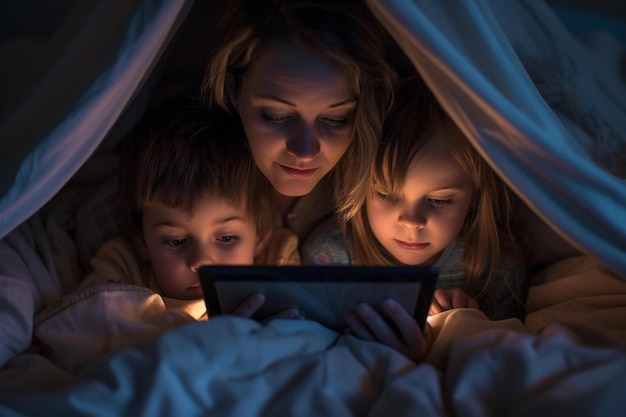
262, 112, 291, 124
216, 235, 240, 244
428, 198, 451, 207
165, 237, 187, 248
375, 191, 393, 201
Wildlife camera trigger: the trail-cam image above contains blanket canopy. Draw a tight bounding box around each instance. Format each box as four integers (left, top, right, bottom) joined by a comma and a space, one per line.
1, 0, 625, 276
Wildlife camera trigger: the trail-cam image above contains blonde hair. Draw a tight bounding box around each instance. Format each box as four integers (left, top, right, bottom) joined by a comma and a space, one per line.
347, 78, 522, 302
118, 97, 275, 247
201, 0, 397, 212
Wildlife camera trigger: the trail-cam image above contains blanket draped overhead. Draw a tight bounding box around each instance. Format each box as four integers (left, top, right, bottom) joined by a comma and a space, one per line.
1, 0, 625, 276
0, 0, 191, 239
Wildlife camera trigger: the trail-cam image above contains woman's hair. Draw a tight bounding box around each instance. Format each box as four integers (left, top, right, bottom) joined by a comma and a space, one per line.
201, 0, 397, 214
347, 77, 523, 301
117, 97, 275, 247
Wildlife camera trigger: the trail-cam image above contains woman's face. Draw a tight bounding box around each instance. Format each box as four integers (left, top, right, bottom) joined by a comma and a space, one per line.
235, 40, 356, 197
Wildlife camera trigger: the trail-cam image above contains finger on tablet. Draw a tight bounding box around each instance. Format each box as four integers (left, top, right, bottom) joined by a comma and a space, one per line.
345, 311, 375, 341
452, 289, 468, 309
231, 293, 265, 318
382, 299, 418, 340
432, 289, 451, 311
262, 308, 301, 323
355, 303, 402, 348
383, 298, 429, 361
429, 303, 442, 316
429, 300, 443, 315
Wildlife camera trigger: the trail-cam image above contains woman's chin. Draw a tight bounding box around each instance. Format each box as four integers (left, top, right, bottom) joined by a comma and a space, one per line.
272, 178, 318, 197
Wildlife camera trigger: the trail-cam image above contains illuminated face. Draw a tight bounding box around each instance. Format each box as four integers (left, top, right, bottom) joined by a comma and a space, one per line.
139, 196, 261, 299
366, 127, 473, 266
236, 40, 356, 197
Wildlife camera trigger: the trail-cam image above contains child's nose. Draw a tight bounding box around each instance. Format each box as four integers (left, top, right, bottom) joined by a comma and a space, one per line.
398, 207, 426, 230
188, 244, 214, 272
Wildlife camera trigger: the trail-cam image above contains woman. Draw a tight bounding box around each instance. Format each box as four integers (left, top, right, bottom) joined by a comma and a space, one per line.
202, 0, 399, 244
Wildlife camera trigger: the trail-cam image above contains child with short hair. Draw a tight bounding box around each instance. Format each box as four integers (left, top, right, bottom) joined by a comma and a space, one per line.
79, 96, 301, 317
33, 97, 301, 372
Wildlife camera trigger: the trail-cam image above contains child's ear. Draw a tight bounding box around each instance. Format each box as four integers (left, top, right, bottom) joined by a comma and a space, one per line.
254, 229, 273, 257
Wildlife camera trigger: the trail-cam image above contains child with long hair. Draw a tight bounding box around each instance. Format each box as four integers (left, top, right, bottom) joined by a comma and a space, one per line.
313, 78, 527, 360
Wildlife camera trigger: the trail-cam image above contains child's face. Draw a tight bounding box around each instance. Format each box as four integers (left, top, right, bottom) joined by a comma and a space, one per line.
139, 196, 262, 300
235, 40, 356, 197
366, 127, 473, 266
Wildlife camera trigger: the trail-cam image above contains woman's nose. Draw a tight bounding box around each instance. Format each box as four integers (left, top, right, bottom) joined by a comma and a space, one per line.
286, 122, 320, 158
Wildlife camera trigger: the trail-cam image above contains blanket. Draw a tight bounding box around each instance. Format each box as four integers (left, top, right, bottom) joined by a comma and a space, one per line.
1, 256, 624, 416
526, 255, 626, 348
1, 315, 624, 417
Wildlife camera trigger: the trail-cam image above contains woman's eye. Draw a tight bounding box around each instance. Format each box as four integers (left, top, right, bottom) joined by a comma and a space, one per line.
322, 116, 348, 127
262, 113, 291, 124
428, 198, 451, 207
165, 237, 187, 248
216, 235, 240, 244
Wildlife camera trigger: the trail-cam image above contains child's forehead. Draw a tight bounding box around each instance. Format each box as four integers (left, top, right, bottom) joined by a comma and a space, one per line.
416, 122, 464, 156
141, 202, 257, 236
408, 130, 469, 176
410, 145, 463, 173
143, 194, 248, 217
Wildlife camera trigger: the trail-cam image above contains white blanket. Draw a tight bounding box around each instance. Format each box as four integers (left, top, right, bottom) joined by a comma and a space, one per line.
1, 254, 625, 416
1, 314, 624, 417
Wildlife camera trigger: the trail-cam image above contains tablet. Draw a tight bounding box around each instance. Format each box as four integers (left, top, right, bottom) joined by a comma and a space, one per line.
199, 265, 437, 332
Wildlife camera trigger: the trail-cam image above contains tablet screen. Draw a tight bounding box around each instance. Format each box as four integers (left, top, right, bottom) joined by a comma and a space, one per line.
199, 265, 438, 332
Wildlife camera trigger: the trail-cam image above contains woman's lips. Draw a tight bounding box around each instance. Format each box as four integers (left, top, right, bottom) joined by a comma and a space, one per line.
279, 164, 318, 178
394, 240, 429, 250
189, 285, 202, 294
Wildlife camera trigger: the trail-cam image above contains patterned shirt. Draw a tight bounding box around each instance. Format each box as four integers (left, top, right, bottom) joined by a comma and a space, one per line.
301, 219, 525, 320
